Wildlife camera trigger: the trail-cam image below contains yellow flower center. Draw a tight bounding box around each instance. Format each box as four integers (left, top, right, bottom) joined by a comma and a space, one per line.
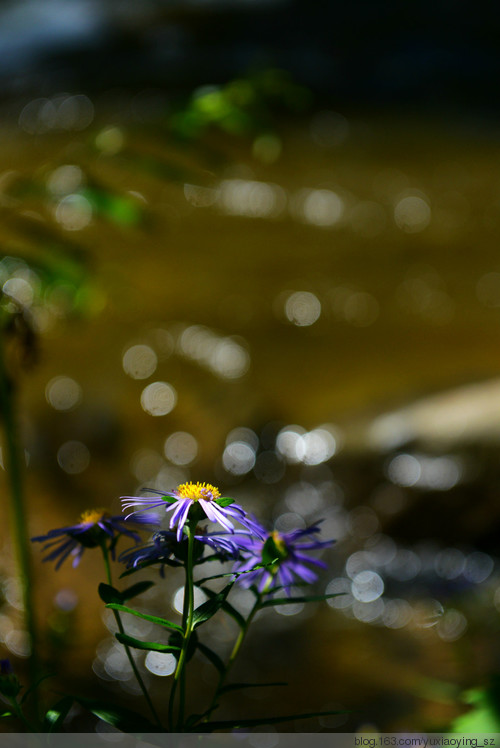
176, 482, 221, 502
79, 508, 108, 525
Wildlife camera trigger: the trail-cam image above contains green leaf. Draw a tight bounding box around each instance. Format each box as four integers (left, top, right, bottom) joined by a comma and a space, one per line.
200, 587, 246, 629
0, 711, 13, 718
98, 583, 122, 605
115, 632, 181, 653
220, 681, 287, 694
215, 497, 235, 507
185, 706, 217, 729
197, 642, 225, 674
196, 710, 347, 732
169, 630, 198, 663
260, 593, 344, 607
185, 713, 207, 729
106, 603, 182, 632
160, 495, 178, 504
44, 696, 74, 732
192, 581, 234, 628
120, 581, 155, 601
76, 697, 161, 733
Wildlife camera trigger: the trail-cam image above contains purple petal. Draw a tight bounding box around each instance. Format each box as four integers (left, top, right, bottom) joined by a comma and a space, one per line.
293, 552, 327, 569
169, 499, 188, 525
290, 562, 318, 583
203, 501, 235, 532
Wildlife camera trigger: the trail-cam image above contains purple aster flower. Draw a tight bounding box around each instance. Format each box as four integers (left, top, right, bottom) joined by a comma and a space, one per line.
121, 481, 261, 542
120, 526, 246, 572
31, 509, 151, 570
232, 519, 334, 596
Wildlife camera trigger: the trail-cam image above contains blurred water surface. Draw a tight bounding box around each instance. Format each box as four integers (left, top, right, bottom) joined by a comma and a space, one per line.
1, 94, 500, 730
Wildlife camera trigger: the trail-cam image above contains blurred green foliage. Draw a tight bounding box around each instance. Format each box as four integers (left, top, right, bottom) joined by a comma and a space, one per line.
451, 678, 500, 732
170, 69, 312, 140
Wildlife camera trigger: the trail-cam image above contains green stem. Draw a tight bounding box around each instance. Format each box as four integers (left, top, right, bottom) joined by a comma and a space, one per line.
0, 328, 39, 715
10, 696, 36, 732
169, 528, 195, 731
205, 593, 261, 722
100, 544, 162, 729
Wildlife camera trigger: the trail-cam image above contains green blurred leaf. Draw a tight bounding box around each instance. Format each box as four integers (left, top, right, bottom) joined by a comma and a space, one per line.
192, 582, 234, 628
169, 630, 197, 663
44, 696, 73, 732
185, 710, 215, 729
215, 497, 235, 508
81, 187, 144, 228
452, 683, 500, 732
197, 642, 225, 674
106, 603, 182, 632
120, 581, 155, 601
200, 587, 246, 629
197, 710, 347, 732
98, 583, 122, 605
76, 697, 160, 733
115, 632, 181, 653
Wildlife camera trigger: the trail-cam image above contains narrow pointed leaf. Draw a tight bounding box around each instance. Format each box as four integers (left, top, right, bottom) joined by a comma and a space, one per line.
197, 709, 348, 732
220, 681, 287, 694
0, 712, 13, 718
192, 582, 234, 628
44, 696, 74, 732
98, 583, 123, 605
185, 706, 218, 729
160, 495, 178, 504
200, 587, 246, 629
106, 603, 182, 632
260, 593, 344, 607
120, 581, 155, 601
76, 697, 160, 733
115, 632, 181, 653
169, 630, 198, 663
197, 642, 225, 674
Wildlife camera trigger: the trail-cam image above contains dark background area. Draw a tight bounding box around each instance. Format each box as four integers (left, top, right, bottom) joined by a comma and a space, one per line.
2, 0, 500, 115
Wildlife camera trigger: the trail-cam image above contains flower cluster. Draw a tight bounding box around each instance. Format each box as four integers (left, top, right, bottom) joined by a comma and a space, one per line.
119, 526, 246, 573
29, 481, 335, 733
32, 482, 333, 596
